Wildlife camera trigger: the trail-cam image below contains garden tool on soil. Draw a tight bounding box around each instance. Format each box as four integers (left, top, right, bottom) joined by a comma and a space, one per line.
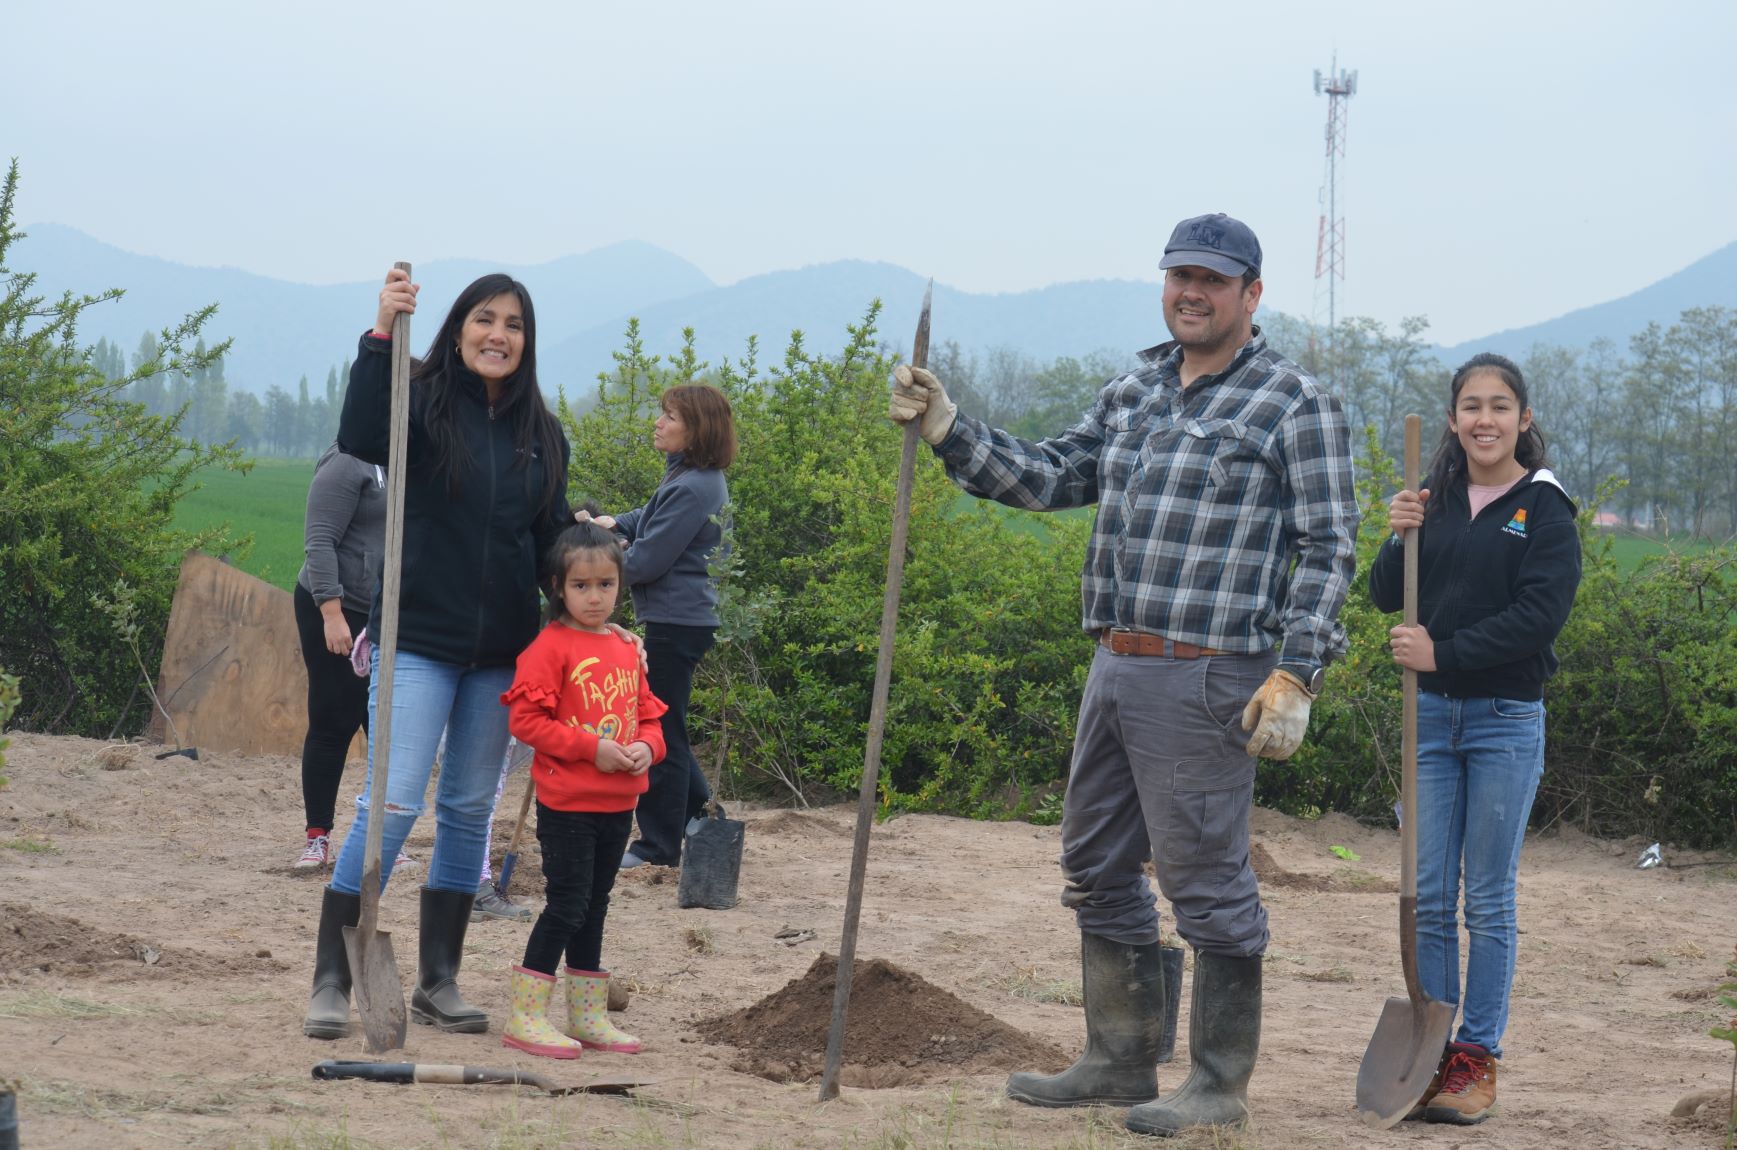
818, 282, 931, 1102
312, 1060, 654, 1096
342, 259, 413, 1054
1355, 413, 1456, 1129
493, 749, 536, 901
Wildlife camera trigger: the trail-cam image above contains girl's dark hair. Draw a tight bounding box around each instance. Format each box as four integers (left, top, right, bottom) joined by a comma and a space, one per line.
412, 273, 566, 515
541, 517, 626, 622
1421, 352, 1549, 509
661, 383, 737, 471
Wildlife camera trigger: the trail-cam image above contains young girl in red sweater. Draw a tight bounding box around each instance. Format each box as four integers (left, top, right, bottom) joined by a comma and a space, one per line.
499, 519, 667, 1059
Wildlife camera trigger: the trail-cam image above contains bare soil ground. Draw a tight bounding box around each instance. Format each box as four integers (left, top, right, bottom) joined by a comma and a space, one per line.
2, 730, 1734, 1149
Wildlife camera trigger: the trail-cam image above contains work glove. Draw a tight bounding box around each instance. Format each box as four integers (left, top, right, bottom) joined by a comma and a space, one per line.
888, 364, 958, 446
1240, 669, 1314, 760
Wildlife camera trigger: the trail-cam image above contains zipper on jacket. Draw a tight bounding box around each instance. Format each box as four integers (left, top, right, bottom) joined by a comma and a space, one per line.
472, 417, 497, 666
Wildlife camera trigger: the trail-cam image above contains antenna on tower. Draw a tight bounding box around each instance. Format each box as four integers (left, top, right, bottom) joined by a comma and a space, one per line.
1312, 57, 1357, 365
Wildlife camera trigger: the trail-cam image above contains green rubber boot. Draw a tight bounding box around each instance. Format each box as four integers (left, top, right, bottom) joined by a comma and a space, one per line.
1005, 931, 1165, 1107
1125, 951, 1261, 1137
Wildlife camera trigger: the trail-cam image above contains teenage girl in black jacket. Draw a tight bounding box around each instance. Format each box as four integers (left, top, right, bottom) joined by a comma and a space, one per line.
304, 268, 572, 1041
1368, 352, 1580, 1125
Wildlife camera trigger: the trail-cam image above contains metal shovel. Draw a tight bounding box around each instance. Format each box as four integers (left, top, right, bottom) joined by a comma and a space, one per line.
342, 260, 414, 1054
1355, 413, 1456, 1128
312, 1060, 655, 1096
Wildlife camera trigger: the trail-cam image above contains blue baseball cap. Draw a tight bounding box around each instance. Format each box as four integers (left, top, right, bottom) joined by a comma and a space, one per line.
1158, 213, 1262, 278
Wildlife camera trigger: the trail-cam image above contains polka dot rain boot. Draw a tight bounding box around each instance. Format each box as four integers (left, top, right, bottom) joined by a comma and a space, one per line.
501, 965, 582, 1060
563, 967, 640, 1053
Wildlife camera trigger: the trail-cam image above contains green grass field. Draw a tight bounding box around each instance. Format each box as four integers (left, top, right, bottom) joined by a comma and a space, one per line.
177, 459, 1723, 594
171, 458, 317, 591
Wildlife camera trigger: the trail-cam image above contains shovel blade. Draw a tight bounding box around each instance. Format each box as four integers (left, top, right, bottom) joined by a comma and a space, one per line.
343, 924, 407, 1053
1355, 993, 1457, 1129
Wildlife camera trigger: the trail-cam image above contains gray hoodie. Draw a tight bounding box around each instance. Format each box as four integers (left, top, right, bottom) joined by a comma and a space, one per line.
296, 442, 386, 616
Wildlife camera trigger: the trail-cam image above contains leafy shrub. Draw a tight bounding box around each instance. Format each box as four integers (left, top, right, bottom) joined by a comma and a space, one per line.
0, 668, 19, 787
0, 161, 245, 736
563, 318, 1737, 844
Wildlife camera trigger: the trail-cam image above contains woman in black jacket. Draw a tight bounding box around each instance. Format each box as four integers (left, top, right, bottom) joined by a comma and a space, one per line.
304, 268, 571, 1040
1369, 352, 1581, 1126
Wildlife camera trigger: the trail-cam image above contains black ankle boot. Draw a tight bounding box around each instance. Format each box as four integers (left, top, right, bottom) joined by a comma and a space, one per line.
409, 886, 488, 1033
303, 886, 361, 1039
1125, 951, 1262, 1137
1005, 931, 1166, 1107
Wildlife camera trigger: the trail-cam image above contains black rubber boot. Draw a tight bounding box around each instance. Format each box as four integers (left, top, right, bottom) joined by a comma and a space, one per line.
1125, 951, 1262, 1137
409, 886, 489, 1033
303, 886, 361, 1039
1005, 931, 1166, 1107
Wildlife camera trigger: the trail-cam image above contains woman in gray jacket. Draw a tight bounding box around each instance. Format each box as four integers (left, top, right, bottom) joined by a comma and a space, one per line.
293, 442, 384, 868
589, 384, 736, 868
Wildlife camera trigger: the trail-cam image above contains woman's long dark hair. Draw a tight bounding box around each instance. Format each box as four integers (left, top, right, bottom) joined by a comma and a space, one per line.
1422, 352, 1549, 514
411, 273, 566, 515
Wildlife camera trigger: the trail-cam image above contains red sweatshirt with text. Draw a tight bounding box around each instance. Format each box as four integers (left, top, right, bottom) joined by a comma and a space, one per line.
500, 624, 668, 813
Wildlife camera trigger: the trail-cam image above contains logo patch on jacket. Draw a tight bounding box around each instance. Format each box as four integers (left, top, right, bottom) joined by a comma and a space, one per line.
1502, 508, 1528, 538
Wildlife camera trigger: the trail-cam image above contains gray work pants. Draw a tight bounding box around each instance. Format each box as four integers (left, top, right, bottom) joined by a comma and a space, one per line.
1059, 646, 1275, 957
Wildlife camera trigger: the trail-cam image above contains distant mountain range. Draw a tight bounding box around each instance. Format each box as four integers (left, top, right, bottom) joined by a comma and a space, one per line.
12, 223, 1735, 395
1437, 241, 1737, 362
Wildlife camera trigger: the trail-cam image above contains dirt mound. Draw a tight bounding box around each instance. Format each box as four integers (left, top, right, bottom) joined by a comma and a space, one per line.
1251, 842, 1397, 893
0, 903, 288, 980
695, 953, 1067, 1088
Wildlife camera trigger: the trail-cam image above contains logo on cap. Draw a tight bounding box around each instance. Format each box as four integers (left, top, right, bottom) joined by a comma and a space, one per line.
1185, 222, 1226, 247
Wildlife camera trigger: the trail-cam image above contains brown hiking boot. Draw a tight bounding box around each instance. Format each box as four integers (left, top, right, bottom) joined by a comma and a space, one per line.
1403, 1047, 1448, 1121
1423, 1042, 1498, 1124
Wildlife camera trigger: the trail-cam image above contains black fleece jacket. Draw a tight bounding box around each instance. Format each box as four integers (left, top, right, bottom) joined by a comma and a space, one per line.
1369, 468, 1580, 701
338, 333, 571, 668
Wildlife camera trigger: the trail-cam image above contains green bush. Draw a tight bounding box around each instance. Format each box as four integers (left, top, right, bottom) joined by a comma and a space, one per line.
1543, 504, 1737, 847
0, 160, 245, 736
0, 667, 19, 786
560, 307, 1086, 816
563, 319, 1737, 845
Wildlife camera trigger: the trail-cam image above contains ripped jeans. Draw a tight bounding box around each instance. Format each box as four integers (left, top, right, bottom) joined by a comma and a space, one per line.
329, 647, 514, 896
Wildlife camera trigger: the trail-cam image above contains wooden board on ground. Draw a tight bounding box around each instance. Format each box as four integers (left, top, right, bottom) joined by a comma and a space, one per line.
149, 550, 365, 760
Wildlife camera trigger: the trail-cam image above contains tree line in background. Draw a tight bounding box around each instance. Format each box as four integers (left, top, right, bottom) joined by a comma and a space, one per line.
940, 305, 1737, 541
90, 332, 351, 459
3, 156, 1731, 846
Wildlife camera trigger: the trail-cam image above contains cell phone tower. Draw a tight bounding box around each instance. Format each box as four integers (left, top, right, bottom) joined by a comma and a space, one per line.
1313, 59, 1357, 361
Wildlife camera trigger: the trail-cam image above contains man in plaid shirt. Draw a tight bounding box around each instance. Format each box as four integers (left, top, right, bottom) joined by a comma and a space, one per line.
890, 213, 1357, 1138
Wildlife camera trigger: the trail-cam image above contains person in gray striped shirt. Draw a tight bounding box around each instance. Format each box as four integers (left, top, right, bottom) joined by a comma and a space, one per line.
890, 213, 1357, 1138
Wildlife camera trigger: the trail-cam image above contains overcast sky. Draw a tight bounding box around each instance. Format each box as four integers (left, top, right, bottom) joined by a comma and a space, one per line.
5, 0, 1732, 346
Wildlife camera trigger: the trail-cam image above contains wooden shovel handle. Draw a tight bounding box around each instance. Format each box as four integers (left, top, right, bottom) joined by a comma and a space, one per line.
1398, 414, 1425, 1001
359, 260, 413, 932
819, 284, 931, 1101
503, 769, 536, 861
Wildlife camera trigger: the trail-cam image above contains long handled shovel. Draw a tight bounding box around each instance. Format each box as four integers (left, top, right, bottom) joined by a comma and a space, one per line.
818, 282, 931, 1102
493, 755, 536, 901
1355, 413, 1456, 1128
312, 1060, 655, 1096
343, 260, 414, 1053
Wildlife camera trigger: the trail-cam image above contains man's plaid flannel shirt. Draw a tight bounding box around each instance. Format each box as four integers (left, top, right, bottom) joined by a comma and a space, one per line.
932, 329, 1358, 666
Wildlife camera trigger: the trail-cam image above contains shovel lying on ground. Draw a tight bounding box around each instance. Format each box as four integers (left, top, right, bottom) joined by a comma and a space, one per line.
342, 259, 414, 1054
1355, 414, 1457, 1128
312, 1060, 655, 1096
818, 282, 931, 1102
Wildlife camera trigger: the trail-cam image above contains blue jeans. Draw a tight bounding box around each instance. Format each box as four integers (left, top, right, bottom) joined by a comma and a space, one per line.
1413, 690, 1545, 1059
330, 648, 514, 896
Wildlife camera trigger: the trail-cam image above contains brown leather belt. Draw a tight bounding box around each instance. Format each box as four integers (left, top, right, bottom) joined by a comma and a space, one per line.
1098, 629, 1220, 659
